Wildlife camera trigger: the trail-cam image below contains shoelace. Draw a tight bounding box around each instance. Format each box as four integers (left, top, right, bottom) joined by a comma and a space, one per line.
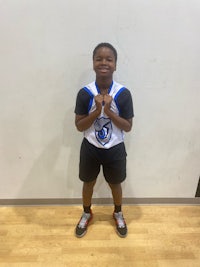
78, 213, 91, 229
114, 212, 126, 228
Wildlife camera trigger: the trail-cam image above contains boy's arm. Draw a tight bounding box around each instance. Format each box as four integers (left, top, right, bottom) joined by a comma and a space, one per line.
104, 107, 133, 132
105, 112, 132, 132
75, 111, 100, 132
104, 94, 133, 132
75, 94, 103, 132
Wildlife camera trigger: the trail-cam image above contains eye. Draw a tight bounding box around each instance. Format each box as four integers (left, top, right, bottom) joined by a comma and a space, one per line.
94, 57, 101, 62
107, 57, 114, 62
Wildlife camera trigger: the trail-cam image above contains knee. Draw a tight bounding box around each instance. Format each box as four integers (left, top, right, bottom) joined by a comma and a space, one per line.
84, 180, 96, 189
108, 183, 121, 191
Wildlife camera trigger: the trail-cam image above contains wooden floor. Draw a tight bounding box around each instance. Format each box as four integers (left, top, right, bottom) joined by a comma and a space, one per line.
0, 205, 200, 267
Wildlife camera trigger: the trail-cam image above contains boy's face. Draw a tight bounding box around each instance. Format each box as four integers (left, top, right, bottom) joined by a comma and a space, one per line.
93, 47, 116, 79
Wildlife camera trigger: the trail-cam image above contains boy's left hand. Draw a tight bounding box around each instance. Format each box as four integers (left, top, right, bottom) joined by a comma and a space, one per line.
103, 94, 112, 115
103, 94, 112, 107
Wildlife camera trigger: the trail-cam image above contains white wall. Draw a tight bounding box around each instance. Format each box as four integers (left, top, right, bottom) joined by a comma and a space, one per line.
0, 0, 200, 200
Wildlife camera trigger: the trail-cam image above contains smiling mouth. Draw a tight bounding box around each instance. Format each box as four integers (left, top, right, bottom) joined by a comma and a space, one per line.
99, 68, 109, 72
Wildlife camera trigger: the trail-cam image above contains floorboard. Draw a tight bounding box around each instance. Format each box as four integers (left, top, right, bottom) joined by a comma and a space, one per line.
0, 205, 199, 267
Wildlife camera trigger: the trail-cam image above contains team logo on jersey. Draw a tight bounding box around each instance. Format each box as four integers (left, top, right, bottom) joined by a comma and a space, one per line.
94, 117, 112, 146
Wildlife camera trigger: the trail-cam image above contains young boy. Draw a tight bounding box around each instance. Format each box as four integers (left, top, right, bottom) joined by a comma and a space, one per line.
74, 43, 134, 238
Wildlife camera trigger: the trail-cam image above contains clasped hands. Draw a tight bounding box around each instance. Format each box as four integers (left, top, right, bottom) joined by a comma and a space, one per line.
95, 94, 112, 114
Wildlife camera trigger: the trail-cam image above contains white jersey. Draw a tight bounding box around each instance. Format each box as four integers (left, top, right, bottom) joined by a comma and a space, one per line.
83, 81, 126, 149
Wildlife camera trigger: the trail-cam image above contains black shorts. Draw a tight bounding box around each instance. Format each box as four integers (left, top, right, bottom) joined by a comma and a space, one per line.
79, 138, 127, 184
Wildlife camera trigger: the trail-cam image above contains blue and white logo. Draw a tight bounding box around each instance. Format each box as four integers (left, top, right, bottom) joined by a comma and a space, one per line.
94, 117, 112, 146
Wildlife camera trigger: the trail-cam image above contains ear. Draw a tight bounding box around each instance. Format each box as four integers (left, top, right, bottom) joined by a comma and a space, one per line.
114, 60, 117, 70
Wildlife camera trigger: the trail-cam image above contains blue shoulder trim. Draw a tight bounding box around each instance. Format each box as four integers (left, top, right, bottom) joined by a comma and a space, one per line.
114, 87, 126, 114
83, 87, 94, 112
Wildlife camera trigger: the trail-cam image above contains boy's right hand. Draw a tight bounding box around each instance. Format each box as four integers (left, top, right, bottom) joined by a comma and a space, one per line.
95, 94, 104, 112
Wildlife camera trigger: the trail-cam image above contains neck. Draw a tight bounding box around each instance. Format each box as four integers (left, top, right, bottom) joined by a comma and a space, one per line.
95, 77, 113, 91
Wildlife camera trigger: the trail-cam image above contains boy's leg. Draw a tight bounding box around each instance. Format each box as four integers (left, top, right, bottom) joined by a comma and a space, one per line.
109, 183, 128, 238
82, 180, 97, 209
75, 180, 96, 238
108, 183, 122, 211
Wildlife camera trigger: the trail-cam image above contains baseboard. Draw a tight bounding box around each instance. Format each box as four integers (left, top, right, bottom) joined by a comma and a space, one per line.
0, 197, 199, 206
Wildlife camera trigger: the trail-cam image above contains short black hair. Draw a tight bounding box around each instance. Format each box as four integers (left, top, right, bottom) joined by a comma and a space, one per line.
93, 43, 117, 62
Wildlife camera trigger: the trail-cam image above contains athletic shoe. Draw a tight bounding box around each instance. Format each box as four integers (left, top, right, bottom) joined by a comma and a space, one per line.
75, 211, 93, 238
113, 211, 127, 238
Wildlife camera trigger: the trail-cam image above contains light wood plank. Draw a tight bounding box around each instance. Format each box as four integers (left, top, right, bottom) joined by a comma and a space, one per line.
0, 205, 199, 267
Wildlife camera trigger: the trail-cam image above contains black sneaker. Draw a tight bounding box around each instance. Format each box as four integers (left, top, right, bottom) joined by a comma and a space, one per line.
75, 211, 93, 238
113, 211, 128, 238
